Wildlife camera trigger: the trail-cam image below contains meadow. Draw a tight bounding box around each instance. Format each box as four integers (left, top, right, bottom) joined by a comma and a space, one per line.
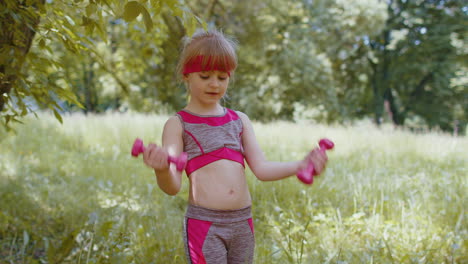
0, 112, 466, 264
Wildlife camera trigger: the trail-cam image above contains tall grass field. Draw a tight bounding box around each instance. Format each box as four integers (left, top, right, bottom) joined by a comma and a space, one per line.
0, 113, 466, 263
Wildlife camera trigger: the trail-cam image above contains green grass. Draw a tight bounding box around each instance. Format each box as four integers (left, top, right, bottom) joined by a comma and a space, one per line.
0, 112, 466, 263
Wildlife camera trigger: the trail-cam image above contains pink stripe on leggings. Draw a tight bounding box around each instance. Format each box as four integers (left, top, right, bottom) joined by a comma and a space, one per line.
248, 218, 254, 234
187, 218, 212, 264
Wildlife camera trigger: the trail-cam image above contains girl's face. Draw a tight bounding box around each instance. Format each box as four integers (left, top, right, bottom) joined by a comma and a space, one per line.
184, 71, 230, 107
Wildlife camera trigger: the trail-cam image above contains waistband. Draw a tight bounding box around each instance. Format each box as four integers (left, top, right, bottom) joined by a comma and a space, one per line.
185, 204, 252, 223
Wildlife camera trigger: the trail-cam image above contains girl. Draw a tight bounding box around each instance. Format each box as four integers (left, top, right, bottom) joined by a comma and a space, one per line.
142, 29, 328, 264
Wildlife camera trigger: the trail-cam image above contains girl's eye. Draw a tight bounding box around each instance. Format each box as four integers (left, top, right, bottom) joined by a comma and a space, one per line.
198, 72, 228, 80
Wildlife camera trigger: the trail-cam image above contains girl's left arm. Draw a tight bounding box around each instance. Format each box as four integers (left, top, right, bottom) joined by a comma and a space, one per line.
239, 112, 306, 181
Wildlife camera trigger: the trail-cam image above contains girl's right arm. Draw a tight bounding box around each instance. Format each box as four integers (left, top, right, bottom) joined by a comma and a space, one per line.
142, 116, 184, 195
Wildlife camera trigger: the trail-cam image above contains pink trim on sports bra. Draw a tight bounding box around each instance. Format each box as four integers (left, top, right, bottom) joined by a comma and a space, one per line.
185, 147, 245, 175
178, 109, 240, 127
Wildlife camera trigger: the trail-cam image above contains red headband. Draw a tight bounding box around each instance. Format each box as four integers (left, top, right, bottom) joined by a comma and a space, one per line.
183, 55, 232, 76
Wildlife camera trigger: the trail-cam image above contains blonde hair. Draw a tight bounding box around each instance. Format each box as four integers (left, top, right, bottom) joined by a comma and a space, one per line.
176, 29, 238, 78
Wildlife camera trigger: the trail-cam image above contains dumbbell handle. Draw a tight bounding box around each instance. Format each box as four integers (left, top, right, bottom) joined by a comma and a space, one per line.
131, 138, 187, 172
297, 138, 334, 185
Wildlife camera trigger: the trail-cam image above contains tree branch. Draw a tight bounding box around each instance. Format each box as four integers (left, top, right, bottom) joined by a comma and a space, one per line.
0, 0, 45, 111
205, 0, 219, 19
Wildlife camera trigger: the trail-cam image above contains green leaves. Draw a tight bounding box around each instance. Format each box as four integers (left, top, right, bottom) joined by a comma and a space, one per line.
2, 0, 464, 133
367, 0, 466, 130
123, 1, 153, 32
140, 5, 153, 32
85, 3, 98, 17
123, 1, 142, 22
121, 0, 203, 34
1, 0, 200, 129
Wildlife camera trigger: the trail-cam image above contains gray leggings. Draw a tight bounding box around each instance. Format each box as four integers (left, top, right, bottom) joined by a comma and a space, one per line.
183, 204, 255, 264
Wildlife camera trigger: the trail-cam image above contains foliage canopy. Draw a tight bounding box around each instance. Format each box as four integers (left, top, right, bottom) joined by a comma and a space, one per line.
1, 0, 466, 133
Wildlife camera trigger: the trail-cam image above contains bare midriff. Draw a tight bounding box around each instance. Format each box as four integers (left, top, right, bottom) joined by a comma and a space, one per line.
188, 159, 252, 210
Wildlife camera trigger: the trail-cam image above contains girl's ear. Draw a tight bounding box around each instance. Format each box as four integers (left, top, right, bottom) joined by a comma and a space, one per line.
183, 74, 189, 82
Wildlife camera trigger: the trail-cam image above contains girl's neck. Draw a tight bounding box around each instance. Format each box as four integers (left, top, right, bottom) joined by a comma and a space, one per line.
184, 103, 224, 116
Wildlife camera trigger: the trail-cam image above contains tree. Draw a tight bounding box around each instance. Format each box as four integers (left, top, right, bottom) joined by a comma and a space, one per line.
183, 0, 388, 123
301, 0, 388, 122
4, 0, 464, 134
368, 0, 466, 132
0, 0, 202, 128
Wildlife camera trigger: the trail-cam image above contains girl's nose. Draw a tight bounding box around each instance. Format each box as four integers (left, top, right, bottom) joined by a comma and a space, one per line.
209, 77, 220, 87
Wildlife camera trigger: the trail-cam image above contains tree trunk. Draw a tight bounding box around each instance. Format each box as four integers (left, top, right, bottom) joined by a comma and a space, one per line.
371, 67, 384, 125
82, 61, 97, 114
384, 88, 405, 125
371, 29, 391, 126
0, 0, 45, 111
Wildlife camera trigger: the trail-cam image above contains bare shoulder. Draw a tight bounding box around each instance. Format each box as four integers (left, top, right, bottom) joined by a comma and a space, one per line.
163, 115, 183, 134
162, 115, 184, 152
235, 110, 251, 124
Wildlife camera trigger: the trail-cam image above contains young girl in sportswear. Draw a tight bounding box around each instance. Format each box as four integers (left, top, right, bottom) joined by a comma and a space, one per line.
142, 29, 328, 264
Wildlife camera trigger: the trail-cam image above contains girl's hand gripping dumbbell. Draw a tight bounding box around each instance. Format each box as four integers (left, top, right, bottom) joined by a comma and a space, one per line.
297, 138, 334, 185
131, 138, 187, 172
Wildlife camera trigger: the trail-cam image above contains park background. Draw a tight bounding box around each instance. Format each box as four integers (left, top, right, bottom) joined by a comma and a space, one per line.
1, 0, 467, 263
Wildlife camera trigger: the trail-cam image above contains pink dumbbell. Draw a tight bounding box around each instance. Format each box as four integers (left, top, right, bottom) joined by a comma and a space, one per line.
131, 138, 188, 172
297, 138, 334, 185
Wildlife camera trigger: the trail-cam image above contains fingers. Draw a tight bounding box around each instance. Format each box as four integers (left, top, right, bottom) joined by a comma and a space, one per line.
308, 147, 328, 175
298, 154, 310, 172
142, 143, 169, 170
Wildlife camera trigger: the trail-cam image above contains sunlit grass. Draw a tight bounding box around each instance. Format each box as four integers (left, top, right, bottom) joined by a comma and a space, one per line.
0, 112, 466, 263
